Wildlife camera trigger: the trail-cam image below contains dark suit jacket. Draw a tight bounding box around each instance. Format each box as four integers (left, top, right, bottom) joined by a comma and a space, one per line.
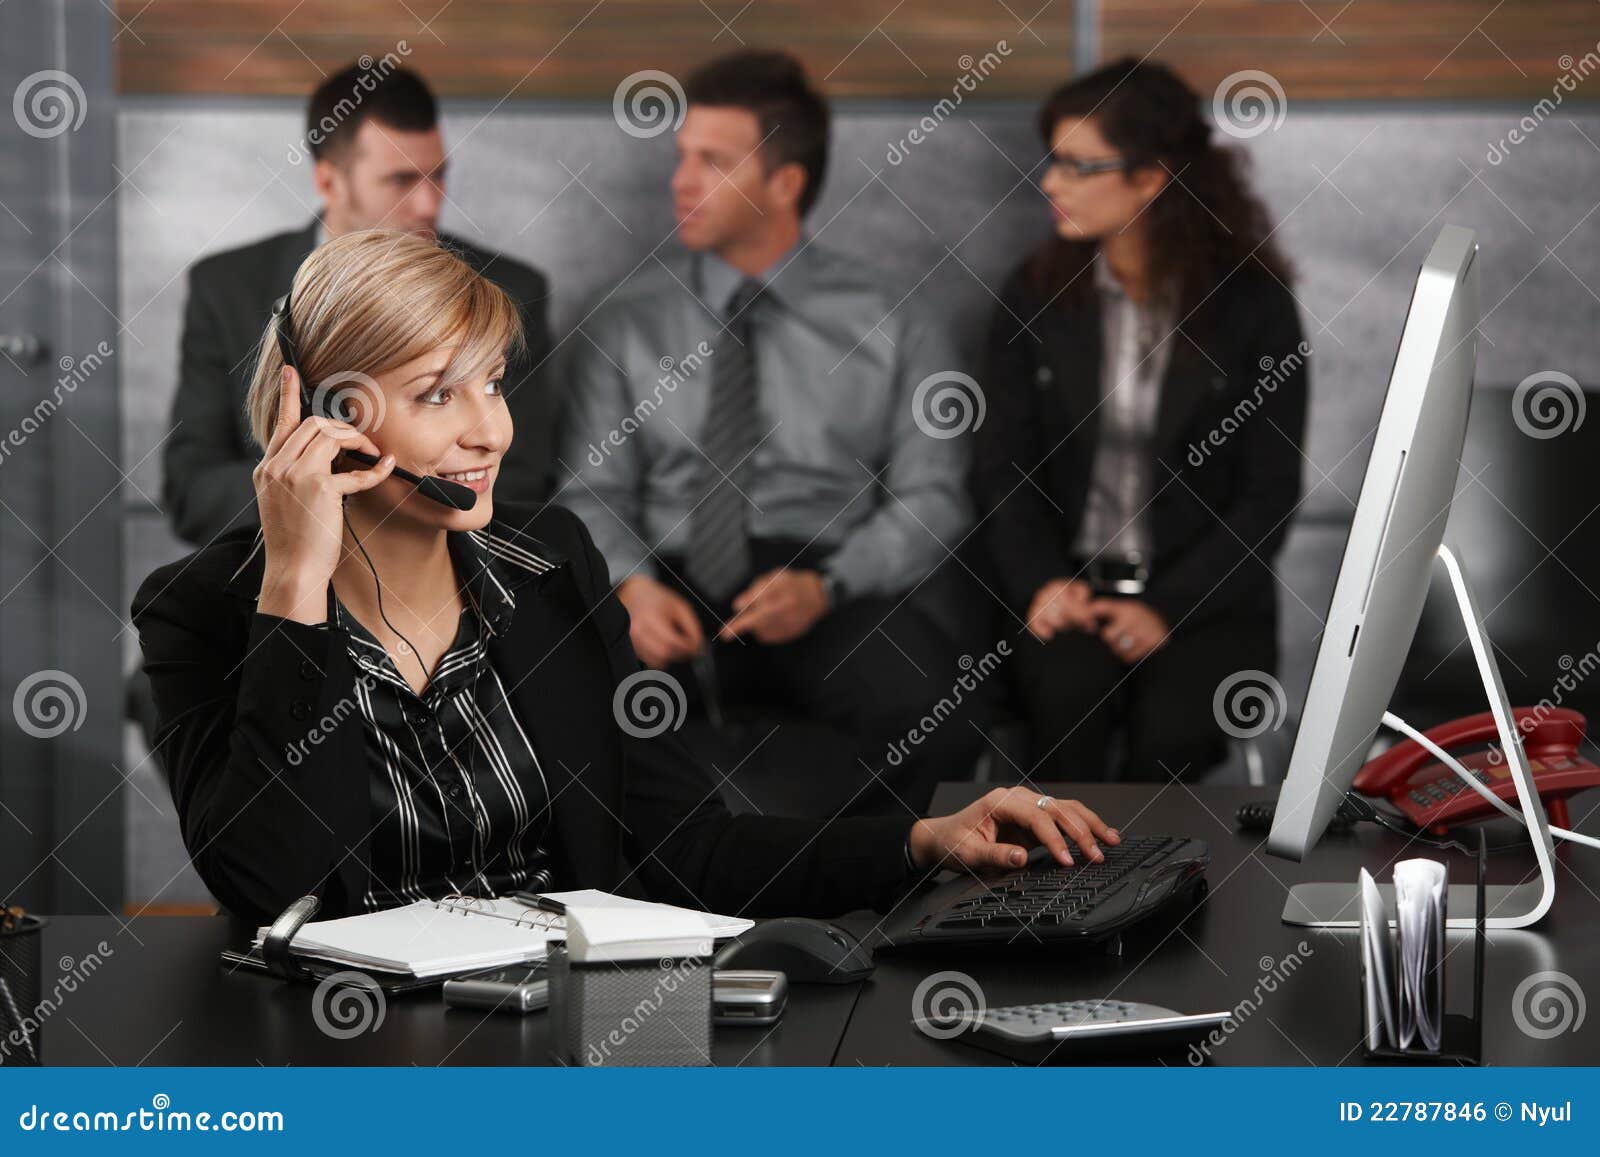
131, 501, 913, 926
163, 219, 557, 546
973, 262, 1309, 633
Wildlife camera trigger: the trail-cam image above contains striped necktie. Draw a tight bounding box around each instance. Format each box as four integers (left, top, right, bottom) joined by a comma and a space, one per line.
685, 278, 764, 600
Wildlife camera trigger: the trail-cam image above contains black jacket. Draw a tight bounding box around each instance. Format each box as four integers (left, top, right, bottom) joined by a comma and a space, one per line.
162, 220, 557, 546
131, 502, 913, 926
973, 262, 1309, 630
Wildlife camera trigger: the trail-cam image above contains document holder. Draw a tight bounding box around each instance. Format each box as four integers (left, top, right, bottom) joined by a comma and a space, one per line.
1360, 829, 1485, 1066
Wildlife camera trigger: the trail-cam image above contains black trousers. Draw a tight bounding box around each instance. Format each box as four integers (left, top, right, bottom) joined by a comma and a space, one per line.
1010, 610, 1277, 783
658, 541, 989, 817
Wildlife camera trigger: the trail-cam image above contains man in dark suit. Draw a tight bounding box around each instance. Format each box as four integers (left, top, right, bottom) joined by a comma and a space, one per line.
162, 63, 555, 546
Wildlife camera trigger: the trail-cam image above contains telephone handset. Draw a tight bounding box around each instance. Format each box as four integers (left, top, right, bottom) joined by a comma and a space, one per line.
270, 294, 477, 511
1352, 707, 1598, 835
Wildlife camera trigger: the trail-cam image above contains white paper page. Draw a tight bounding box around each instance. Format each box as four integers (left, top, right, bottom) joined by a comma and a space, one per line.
1359, 868, 1397, 1050
1394, 859, 1447, 1051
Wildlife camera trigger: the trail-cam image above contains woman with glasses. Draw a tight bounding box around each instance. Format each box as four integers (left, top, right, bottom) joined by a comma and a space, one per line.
974, 59, 1309, 783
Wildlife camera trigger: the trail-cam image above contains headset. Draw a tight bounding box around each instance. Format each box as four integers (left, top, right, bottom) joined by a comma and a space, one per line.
269, 293, 478, 511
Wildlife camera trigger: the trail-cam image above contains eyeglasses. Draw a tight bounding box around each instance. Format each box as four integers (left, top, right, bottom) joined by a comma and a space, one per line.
1046, 155, 1130, 180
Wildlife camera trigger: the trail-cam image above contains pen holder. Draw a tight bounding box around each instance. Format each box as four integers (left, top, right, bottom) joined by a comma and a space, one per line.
1360, 829, 1485, 1066
547, 942, 713, 1067
0, 913, 46, 1066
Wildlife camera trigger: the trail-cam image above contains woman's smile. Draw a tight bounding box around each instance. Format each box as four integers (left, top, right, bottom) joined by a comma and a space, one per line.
435, 464, 494, 493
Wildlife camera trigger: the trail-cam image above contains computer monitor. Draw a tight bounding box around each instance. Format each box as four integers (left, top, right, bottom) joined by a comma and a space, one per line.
1267, 224, 1556, 930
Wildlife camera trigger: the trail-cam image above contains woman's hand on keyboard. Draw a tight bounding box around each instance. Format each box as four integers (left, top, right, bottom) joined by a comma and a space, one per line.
908, 787, 1121, 872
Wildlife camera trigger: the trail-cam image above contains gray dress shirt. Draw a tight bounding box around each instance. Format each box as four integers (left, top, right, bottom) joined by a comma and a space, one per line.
558, 241, 972, 598
1072, 255, 1173, 564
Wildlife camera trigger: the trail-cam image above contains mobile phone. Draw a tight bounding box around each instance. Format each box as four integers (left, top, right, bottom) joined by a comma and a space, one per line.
442, 963, 550, 1014
712, 969, 788, 1026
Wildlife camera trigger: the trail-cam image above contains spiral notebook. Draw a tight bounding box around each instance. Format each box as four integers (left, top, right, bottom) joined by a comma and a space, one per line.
253, 889, 753, 979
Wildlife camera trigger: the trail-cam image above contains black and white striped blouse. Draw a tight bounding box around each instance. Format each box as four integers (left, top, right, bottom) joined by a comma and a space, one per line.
334, 529, 556, 910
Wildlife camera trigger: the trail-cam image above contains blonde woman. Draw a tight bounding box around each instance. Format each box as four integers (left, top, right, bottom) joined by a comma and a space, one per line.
133, 229, 1118, 925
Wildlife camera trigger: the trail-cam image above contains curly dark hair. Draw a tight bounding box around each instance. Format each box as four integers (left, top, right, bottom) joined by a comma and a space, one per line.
1026, 58, 1291, 327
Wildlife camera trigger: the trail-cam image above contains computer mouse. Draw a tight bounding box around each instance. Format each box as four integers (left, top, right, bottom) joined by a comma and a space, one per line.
712, 918, 875, 984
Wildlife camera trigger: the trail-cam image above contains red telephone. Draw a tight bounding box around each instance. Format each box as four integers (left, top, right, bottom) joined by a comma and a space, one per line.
1352, 707, 1599, 835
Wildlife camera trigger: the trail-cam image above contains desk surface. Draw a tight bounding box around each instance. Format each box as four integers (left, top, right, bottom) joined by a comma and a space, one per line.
36, 917, 858, 1066
833, 782, 1600, 1066
33, 784, 1600, 1066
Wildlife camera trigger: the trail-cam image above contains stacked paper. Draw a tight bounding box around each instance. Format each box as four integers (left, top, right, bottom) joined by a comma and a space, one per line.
564, 903, 714, 964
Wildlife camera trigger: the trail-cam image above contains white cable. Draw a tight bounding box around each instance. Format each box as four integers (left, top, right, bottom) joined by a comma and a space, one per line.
1381, 710, 1600, 851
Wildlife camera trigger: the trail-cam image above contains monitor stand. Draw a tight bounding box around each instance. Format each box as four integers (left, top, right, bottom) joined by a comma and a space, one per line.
1281, 542, 1558, 930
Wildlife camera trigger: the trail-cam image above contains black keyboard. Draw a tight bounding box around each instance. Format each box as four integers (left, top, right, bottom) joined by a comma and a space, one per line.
882, 835, 1209, 948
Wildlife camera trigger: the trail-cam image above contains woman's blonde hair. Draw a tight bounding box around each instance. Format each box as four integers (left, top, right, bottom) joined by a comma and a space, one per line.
245, 228, 526, 449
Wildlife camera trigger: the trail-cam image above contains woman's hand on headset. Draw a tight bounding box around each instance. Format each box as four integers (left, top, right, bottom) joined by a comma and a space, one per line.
255, 365, 396, 624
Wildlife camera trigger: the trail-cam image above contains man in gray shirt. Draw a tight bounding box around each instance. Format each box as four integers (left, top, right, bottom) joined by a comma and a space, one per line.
559, 51, 981, 815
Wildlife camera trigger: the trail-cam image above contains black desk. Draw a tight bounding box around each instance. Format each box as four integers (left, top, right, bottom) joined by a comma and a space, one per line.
833, 782, 1600, 1066
37, 916, 858, 1066
34, 784, 1600, 1066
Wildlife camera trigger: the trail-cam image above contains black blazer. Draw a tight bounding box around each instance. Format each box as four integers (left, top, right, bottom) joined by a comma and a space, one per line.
162, 219, 557, 546
973, 262, 1309, 630
131, 502, 913, 926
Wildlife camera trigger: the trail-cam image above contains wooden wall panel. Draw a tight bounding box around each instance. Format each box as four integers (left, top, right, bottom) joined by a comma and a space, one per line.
1099, 0, 1600, 100
113, 0, 1072, 98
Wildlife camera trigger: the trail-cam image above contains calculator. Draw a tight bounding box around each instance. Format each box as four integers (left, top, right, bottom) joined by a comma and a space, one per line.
935, 998, 1232, 1063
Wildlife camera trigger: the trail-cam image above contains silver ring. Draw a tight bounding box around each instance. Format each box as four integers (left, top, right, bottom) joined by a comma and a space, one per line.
1118, 633, 1133, 648
1036, 794, 1053, 811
